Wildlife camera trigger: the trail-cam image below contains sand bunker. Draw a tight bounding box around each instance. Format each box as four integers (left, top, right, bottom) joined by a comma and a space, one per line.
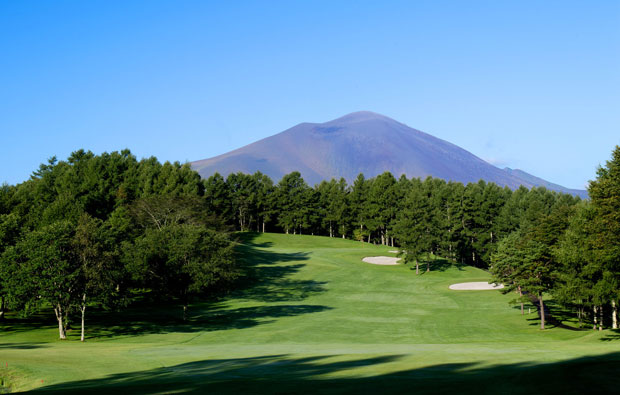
449, 282, 504, 290
363, 256, 401, 265
388, 250, 399, 253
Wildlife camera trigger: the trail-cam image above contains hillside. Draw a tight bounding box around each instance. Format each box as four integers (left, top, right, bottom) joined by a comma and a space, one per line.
191, 112, 587, 198
2, 233, 618, 393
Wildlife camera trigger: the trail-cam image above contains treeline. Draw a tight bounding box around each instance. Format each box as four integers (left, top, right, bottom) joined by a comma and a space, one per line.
0, 150, 237, 340
203, 170, 580, 269
491, 146, 620, 330
1, 146, 618, 337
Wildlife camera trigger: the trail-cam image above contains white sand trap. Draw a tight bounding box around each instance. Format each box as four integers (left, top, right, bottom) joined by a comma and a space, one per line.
388, 250, 399, 253
363, 256, 401, 265
449, 282, 504, 290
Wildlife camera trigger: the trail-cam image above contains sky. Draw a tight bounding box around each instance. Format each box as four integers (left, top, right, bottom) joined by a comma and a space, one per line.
1, 1, 618, 190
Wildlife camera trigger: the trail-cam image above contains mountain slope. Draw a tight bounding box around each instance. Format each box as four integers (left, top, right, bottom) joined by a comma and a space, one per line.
191, 111, 587, 198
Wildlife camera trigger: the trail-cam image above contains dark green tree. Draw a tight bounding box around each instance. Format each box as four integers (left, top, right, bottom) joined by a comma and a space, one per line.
394, 183, 433, 274
587, 145, 620, 329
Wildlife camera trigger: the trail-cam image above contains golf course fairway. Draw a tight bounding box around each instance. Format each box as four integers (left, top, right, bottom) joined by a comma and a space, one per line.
1, 233, 619, 393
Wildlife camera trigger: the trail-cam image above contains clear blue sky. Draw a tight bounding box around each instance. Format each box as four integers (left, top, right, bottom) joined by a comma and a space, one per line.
1, 1, 618, 189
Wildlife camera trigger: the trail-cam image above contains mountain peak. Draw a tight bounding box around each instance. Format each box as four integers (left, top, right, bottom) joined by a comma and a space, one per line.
191, 112, 587, 198
327, 111, 393, 124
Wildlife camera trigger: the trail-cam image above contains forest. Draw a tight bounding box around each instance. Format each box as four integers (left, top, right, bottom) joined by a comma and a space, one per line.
0, 146, 619, 339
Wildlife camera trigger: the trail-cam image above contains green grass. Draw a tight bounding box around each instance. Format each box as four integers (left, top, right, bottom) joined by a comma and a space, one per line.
1, 232, 620, 394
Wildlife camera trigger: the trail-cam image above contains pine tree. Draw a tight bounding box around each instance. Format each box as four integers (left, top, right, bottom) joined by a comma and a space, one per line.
588, 145, 620, 328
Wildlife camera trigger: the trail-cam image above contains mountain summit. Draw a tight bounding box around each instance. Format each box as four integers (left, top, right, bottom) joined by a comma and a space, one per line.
191, 112, 586, 198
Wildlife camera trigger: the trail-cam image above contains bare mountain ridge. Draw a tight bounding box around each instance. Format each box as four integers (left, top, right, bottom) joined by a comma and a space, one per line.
191, 111, 587, 198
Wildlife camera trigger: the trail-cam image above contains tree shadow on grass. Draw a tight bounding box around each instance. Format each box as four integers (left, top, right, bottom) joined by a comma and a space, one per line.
233, 232, 326, 303
410, 257, 465, 273
29, 352, 620, 394
86, 303, 331, 339
523, 299, 589, 332
0, 313, 56, 336
0, 342, 47, 350
83, 232, 329, 339
600, 330, 620, 342
1, 232, 330, 341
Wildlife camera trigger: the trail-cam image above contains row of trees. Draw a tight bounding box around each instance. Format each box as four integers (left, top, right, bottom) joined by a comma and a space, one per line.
491, 147, 620, 330
2, 146, 618, 336
0, 150, 237, 340
203, 170, 580, 269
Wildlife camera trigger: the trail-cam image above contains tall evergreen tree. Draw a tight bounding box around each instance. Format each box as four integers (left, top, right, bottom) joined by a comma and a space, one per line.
587, 145, 620, 329
349, 174, 370, 242
394, 183, 433, 274
275, 172, 313, 235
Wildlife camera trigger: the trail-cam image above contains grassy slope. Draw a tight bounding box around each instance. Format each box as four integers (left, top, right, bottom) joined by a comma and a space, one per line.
1, 232, 619, 394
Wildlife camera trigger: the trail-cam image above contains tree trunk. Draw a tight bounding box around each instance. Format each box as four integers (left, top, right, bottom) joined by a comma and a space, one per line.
426, 259, 430, 272
80, 293, 86, 342
329, 222, 333, 238
415, 259, 419, 275
517, 286, 524, 315
593, 305, 598, 330
183, 304, 188, 321
599, 305, 603, 331
391, 237, 394, 247
0, 296, 5, 321
539, 295, 545, 330
262, 221, 265, 233
54, 304, 67, 340
612, 300, 618, 330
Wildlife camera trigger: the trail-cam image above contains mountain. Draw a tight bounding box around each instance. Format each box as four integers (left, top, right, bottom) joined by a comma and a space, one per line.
191, 111, 587, 198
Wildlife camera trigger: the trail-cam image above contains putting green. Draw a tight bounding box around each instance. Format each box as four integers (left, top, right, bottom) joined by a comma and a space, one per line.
1, 232, 619, 393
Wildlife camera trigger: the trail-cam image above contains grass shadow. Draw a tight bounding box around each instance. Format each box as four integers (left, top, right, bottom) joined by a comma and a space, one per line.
0, 313, 56, 336
233, 232, 326, 303
412, 257, 465, 274
600, 329, 620, 342
85, 303, 332, 339
29, 352, 620, 394
2, 232, 330, 341
0, 342, 47, 350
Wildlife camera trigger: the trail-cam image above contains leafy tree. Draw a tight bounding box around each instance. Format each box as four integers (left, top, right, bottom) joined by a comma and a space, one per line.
553, 203, 597, 327
5, 221, 81, 339
491, 232, 528, 315
0, 212, 20, 319
491, 229, 554, 330
126, 195, 237, 319
126, 224, 236, 320
72, 213, 116, 341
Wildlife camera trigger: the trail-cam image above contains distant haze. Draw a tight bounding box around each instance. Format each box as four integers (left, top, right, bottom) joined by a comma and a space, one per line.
191, 111, 587, 198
